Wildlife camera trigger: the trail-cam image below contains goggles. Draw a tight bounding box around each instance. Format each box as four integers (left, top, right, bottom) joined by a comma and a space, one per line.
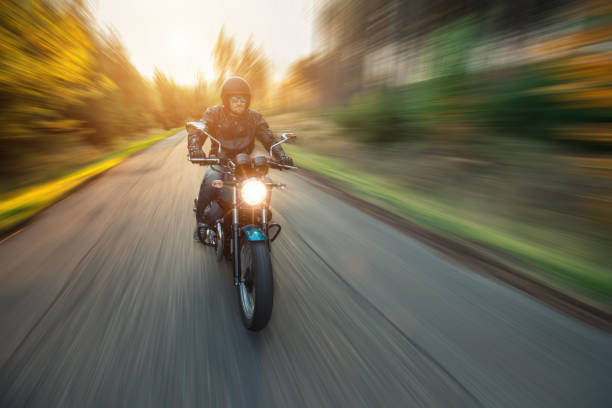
231, 96, 248, 104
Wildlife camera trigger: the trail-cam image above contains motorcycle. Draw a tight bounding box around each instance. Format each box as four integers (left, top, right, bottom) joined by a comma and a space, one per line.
186, 121, 297, 331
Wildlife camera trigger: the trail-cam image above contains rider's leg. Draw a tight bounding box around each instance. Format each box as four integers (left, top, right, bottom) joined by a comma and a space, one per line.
196, 167, 222, 224
194, 168, 222, 241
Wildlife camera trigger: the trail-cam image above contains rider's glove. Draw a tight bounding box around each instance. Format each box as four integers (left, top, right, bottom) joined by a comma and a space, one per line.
190, 149, 206, 159
188, 134, 206, 159
189, 145, 206, 159
279, 155, 294, 167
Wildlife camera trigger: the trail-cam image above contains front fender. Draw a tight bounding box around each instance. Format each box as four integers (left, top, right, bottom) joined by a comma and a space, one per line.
241, 225, 267, 242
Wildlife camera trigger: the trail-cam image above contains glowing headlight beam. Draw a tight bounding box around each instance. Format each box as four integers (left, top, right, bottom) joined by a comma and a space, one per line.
241, 180, 267, 205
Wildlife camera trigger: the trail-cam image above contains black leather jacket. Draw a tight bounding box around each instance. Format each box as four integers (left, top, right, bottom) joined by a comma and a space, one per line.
189, 106, 285, 159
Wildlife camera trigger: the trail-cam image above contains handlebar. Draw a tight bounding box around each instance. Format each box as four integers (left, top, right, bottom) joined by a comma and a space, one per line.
187, 121, 298, 162
188, 156, 298, 171
188, 157, 221, 165
266, 158, 298, 171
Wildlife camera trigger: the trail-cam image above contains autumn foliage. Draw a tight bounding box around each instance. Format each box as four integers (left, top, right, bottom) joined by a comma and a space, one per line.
0, 0, 206, 179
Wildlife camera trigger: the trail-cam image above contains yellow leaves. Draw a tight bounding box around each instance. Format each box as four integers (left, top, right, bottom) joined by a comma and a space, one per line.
532, 14, 612, 111
543, 73, 612, 108
35, 119, 89, 133
527, 23, 612, 59
99, 75, 118, 92
563, 89, 612, 108
0, 128, 180, 232
554, 53, 612, 81
0, 155, 124, 231
0, 0, 113, 142
537, 82, 612, 109
559, 125, 612, 145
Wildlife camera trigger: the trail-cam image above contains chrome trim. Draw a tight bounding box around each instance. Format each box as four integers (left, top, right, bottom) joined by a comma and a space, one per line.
269, 132, 295, 157
232, 186, 238, 224
217, 221, 223, 243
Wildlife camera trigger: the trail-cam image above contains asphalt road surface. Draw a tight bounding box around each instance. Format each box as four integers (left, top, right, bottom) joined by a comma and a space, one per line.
1, 131, 611, 407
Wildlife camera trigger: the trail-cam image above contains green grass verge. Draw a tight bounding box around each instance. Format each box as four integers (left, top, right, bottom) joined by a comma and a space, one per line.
285, 144, 612, 306
0, 127, 182, 234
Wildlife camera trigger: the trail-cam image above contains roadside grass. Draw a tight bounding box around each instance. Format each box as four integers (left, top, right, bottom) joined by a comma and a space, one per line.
0, 127, 182, 234
284, 144, 612, 308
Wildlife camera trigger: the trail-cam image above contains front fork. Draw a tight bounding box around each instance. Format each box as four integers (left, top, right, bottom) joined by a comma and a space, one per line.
232, 185, 240, 286
262, 205, 268, 237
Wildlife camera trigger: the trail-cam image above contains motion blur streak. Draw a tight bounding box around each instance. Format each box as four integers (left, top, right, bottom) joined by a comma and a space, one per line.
277, 0, 612, 306
0, 132, 611, 407
1, 0, 612, 406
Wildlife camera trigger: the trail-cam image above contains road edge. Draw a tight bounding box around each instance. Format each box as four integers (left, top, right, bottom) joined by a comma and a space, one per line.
0, 129, 182, 243
294, 168, 612, 332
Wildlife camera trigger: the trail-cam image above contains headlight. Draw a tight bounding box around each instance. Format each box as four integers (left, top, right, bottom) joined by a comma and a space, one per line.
241, 179, 267, 205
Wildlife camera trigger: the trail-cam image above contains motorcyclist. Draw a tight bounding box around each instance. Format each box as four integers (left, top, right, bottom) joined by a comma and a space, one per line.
188, 76, 294, 240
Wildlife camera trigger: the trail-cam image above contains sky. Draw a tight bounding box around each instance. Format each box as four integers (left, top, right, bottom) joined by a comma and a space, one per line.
94, 0, 315, 85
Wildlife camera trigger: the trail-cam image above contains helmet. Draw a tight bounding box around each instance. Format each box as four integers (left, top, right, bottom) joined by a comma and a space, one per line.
221, 76, 251, 109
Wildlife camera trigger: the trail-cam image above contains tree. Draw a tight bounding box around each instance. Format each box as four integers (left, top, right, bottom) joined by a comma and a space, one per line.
0, 0, 110, 170
211, 27, 270, 105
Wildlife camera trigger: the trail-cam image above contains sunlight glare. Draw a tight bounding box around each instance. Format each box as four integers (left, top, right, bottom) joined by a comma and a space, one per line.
273, 69, 285, 83
203, 61, 215, 81
168, 29, 191, 57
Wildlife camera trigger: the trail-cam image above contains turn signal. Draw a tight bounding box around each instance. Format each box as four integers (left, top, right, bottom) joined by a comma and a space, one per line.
212, 179, 224, 188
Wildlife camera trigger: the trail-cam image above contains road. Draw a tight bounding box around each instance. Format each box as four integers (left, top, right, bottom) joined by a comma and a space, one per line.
1, 131, 611, 407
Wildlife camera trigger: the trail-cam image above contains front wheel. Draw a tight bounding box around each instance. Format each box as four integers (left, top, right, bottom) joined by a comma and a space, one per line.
215, 222, 224, 262
237, 239, 273, 331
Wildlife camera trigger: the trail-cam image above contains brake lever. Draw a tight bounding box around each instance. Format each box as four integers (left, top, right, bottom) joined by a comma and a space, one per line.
267, 158, 297, 170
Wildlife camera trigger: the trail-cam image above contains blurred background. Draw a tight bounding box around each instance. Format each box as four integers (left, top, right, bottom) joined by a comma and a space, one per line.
0, 0, 610, 307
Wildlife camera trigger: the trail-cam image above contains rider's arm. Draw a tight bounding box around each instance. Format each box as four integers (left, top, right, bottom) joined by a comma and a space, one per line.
198, 107, 221, 157
253, 112, 286, 159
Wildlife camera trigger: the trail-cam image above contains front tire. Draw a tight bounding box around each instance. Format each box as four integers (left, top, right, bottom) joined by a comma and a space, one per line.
215, 222, 224, 262
237, 239, 273, 331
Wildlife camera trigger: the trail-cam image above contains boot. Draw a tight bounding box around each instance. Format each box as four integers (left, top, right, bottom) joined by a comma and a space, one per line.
193, 221, 208, 242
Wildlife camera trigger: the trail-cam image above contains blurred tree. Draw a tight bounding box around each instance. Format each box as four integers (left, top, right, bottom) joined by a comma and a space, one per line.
154, 69, 185, 129
77, 30, 158, 144
0, 0, 211, 188
0, 0, 110, 170
313, 0, 578, 104
152, 68, 206, 128
212, 27, 237, 89
187, 73, 209, 120
277, 54, 322, 110
211, 27, 270, 106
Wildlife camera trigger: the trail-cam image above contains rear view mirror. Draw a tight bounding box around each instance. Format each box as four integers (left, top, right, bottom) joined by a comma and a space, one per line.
186, 121, 206, 135
282, 132, 296, 141
270, 132, 297, 156
186, 121, 224, 152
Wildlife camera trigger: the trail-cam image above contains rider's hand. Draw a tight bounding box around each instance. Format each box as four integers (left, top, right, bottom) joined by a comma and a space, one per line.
279, 155, 294, 167
189, 147, 206, 159
188, 134, 206, 159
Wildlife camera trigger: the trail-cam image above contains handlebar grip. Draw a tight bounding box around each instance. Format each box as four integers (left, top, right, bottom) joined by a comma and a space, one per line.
267, 159, 298, 170
189, 158, 219, 165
